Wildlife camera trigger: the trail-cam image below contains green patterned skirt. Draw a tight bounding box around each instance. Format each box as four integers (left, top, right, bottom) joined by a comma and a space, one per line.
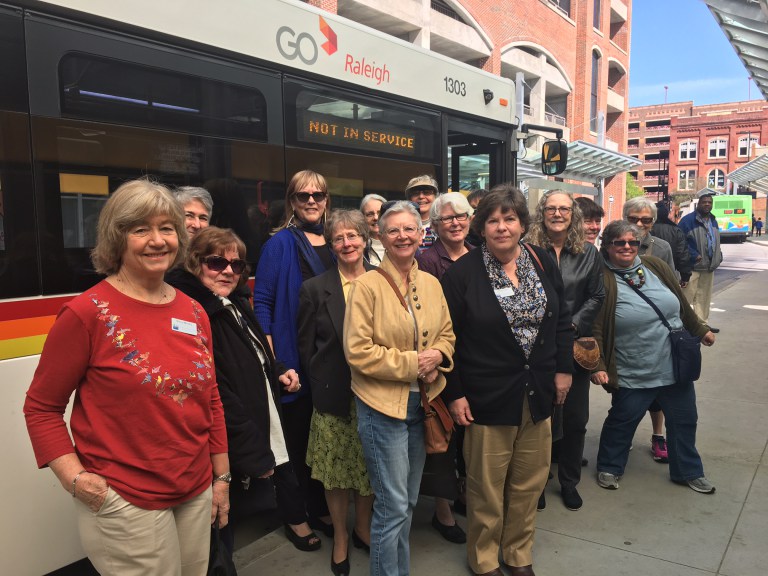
307, 401, 372, 496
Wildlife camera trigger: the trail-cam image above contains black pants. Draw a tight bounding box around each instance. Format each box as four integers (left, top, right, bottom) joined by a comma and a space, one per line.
281, 393, 330, 520
554, 366, 590, 489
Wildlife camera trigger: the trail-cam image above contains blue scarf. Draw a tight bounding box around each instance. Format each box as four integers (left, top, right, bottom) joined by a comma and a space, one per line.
289, 218, 333, 277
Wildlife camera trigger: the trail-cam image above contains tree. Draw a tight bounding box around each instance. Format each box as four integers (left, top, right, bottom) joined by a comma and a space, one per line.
626, 173, 645, 199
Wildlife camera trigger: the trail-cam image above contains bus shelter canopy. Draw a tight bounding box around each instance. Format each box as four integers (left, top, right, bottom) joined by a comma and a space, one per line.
705, 0, 768, 101
728, 154, 768, 195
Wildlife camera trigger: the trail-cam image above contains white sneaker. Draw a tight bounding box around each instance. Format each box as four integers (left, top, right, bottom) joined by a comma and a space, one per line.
597, 472, 620, 490
686, 477, 715, 494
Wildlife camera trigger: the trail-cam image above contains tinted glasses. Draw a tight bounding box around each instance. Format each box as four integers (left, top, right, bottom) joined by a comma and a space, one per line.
627, 216, 654, 225
608, 240, 641, 248
293, 191, 327, 203
201, 255, 247, 274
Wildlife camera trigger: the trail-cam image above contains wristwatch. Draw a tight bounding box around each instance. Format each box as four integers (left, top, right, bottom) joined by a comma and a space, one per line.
213, 472, 232, 484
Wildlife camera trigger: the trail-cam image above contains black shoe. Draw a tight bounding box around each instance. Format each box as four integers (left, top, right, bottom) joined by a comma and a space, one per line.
431, 514, 467, 543
309, 516, 335, 537
331, 556, 350, 576
352, 530, 370, 553
709, 326, 720, 333
537, 491, 546, 511
284, 524, 322, 551
453, 499, 466, 516
581, 457, 589, 467
561, 487, 583, 511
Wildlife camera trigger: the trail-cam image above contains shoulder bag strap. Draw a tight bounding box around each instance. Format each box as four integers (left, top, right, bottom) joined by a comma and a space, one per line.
522, 242, 544, 270
374, 268, 432, 409
612, 270, 673, 333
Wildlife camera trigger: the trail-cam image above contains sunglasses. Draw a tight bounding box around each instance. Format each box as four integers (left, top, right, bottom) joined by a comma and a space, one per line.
627, 216, 654, 225
201, 255, 247, 274
293, 191, 327, 203
609, 240, 641, 248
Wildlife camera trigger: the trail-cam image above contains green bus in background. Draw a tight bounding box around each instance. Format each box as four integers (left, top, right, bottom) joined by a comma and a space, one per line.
679, 194, 753, 243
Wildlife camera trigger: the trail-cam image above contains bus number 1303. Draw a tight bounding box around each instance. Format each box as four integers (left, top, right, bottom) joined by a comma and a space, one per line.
444, 76, 466, 97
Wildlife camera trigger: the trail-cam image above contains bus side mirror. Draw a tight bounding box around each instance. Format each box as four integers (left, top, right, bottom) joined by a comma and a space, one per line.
542, 139, 568, 175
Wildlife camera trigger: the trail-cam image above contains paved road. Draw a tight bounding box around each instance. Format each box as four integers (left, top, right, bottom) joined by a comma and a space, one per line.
233, 248, 768, 576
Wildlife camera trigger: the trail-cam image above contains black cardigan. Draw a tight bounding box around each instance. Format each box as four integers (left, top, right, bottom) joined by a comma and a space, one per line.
167, 268, 283, 479
440, 244, 573, 425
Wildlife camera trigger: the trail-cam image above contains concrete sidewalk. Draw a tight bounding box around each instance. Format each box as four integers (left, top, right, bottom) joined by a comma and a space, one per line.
233, 266, 768, 576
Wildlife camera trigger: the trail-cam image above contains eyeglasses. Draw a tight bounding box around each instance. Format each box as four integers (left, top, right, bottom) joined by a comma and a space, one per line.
331, 232, 363, 246
384, 225, 420, 238
436, 213, 469, 224
608, 240, 641, 248
407, 187, 436, 197
201, 255, 248, 274
544, 206, 573, 215
293, 191, 327, 203
627, 216, 654, 225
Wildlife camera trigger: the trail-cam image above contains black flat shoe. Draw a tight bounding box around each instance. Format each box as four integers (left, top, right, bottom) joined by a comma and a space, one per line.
352, 530, 370, 553
431, 514, 466, 544
309, 516, 335, 537
284, 524, 321, 552
537, 491, 546, 511
331, 556, 350, 576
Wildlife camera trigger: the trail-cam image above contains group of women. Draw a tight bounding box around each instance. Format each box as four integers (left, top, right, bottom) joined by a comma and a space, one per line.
23, 171, 717, 576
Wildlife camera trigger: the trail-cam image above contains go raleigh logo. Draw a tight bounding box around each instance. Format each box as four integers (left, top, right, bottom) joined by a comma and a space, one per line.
276, 16, 337, 65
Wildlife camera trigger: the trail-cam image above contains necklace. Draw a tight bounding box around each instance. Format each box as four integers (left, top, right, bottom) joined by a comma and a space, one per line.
114, 274, 169, 304
622, 267, 645, 288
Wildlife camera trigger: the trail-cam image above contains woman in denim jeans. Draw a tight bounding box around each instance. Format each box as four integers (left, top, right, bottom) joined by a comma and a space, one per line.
344, 200, 455, 576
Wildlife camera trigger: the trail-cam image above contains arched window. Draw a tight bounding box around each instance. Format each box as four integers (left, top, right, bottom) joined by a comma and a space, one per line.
708, 138, 727, 158
707, 168, 725, 189
679, 139, 697, 160
590, 50, 600, 132
738, 135, 759, 157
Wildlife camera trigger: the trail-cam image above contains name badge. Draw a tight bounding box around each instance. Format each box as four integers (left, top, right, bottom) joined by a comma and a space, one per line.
494, 287, 515, 298
171, 318, 198, 336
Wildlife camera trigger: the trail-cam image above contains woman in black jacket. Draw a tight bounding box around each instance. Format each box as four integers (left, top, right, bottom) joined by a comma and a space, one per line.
441, 186, 573, 576
525, 191, 605, 511
167, 226, 323, 559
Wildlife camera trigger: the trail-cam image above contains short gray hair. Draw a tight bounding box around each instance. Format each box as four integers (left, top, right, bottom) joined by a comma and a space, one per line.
174, 186, 213, 216
623, 196, 657, 220
360, 194, 387, 211
599, 220, 642, 258
430, 192, 473, 229
324, 209, 370, 245
379, 200, 422, 233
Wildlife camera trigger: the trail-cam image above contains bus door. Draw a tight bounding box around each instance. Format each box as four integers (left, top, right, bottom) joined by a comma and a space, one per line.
445, 116, 511, 194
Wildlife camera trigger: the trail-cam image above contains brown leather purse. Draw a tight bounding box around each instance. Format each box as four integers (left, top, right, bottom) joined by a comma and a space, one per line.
374, 268, 453, 454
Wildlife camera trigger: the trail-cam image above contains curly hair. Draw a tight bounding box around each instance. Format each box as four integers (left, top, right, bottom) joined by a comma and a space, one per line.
525, 190, 586, 254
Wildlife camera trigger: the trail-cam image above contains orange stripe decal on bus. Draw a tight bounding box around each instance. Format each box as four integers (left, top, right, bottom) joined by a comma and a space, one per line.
0, 316, 57, 340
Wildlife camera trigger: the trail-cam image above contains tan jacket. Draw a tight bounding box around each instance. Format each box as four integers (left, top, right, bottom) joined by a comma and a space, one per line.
343, 255, 455, 419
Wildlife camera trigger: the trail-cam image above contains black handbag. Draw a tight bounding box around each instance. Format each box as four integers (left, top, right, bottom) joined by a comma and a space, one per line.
613, 270, 702, 383
207, 520, 238, 576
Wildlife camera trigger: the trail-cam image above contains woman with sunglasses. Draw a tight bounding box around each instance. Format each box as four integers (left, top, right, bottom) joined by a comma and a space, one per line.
167, 226, 323, 558
525, 191, 604, 512
415, 192, 474, 544
254, 170, 334, 542
592, 221, 716, 494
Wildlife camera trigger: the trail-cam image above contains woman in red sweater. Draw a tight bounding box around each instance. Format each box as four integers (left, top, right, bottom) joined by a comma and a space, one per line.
24, 179, 230, 576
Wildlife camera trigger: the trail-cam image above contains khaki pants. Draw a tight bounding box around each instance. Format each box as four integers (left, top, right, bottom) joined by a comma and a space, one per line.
76, 486, 212, 576
463, 402, 551, 573
682, 270, 714, 321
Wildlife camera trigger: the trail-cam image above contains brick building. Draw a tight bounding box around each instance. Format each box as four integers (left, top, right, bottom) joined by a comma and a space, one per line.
305, 0, 633, 213
628, 100, 768, 200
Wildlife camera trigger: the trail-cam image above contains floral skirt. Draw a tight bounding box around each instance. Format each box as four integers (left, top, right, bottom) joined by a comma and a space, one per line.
307, 401, 372, 496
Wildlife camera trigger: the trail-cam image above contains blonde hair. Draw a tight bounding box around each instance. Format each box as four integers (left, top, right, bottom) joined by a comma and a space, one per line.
525, 190, 586, 254
91, 179, 187, 275
281, 170, 329, 229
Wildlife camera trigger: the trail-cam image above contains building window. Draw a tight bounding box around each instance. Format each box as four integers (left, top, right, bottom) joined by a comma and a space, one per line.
678, 169, 696, 191
679, 139, 697, 160
593, 0, 601, 29
708, 138, 727, 159
738, 135, 759, 157
590, 50, 600, 132
548, 0, 571, 17
707, 168, 725, 189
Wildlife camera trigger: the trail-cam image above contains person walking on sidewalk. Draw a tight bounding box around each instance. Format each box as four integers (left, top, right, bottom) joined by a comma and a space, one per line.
756, 218, 763, 237
678, 194, 723, 330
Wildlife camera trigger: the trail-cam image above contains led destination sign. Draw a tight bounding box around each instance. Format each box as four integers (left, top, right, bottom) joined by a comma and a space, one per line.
300, 112, 417, 157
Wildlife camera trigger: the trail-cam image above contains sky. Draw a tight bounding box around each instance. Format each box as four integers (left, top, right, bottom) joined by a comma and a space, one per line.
629, 0, 762, 107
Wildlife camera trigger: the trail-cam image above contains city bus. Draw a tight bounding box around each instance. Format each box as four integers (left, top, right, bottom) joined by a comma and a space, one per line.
678, 194, 753, 242
0, 1, 564, 573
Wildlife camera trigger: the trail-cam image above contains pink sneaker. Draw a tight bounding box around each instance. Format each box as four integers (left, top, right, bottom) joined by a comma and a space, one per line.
651, 435, 668, 463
